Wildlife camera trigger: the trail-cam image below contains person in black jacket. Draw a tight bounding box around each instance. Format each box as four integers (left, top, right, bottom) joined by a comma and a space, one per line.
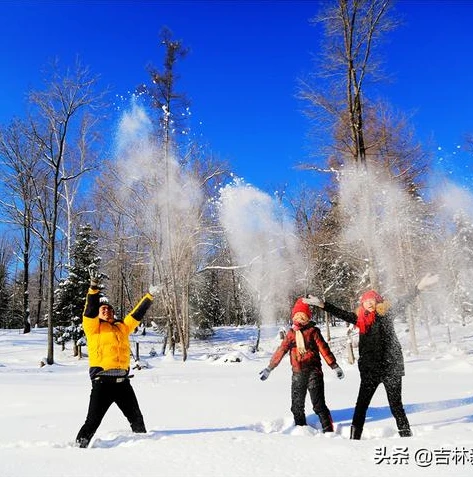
303, 273, 438, 439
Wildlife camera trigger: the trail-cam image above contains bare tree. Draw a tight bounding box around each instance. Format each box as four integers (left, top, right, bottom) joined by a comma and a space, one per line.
0, 119, 43, 333
60, 108, 102, 267
26, 59, 104, 364
298, 1, 399, 289
146, 28, 191, 359
300, 0, 398, 165
296, 1, 437, 355
130, 28, 208, 360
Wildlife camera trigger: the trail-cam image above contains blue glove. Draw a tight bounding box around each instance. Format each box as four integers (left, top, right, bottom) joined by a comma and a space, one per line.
259, 367, 271, 381
333, 365, 344, 380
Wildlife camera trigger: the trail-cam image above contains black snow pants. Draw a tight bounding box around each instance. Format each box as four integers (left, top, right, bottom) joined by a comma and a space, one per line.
291, 370, 333, 431
76, 377, 146, 446
351, 374, 410, 432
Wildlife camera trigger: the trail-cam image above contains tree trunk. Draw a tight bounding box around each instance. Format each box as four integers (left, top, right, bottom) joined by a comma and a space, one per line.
22, 244, 31, 334
324, 310, 331, 342
407, 305, 418, 355
254, 324, 261, 352
46, 238, 55, 365
161, 331, 168, 356
347, 326, 355, 365
36, 255, 44, 328
231, 269, 242, 326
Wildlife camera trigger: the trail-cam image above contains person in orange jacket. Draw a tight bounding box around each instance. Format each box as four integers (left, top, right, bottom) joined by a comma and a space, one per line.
75, 266, 160, 448
259, 298, 344, 431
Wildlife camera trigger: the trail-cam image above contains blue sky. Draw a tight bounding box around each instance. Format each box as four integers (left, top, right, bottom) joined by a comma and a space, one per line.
1, 0, 472, 193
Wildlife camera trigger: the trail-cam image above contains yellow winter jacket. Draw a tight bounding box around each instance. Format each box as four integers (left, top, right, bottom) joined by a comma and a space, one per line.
82, 287, 153, 379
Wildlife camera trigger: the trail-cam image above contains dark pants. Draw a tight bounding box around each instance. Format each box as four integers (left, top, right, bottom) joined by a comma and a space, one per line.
76, 378, 146, 446
291, 370, 333, 431
352, 374, 410, 431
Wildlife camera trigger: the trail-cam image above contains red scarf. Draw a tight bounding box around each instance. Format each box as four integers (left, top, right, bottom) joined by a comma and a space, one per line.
356, 309, 377, 334
356, 290, 383, 334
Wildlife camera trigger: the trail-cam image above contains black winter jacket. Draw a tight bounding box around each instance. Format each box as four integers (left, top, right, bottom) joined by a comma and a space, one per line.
324, 289, 417, 380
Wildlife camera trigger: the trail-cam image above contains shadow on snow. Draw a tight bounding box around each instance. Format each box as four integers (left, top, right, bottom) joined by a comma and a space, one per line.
331, 395, 473, 425
91, 395, 473, 447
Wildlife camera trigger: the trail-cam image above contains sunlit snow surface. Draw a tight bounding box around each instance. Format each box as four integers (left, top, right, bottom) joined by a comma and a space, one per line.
1, 320, 473, 477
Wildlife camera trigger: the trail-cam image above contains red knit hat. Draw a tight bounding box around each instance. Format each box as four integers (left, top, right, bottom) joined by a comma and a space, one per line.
360, 290, 383, 304
291, 298, 312, 320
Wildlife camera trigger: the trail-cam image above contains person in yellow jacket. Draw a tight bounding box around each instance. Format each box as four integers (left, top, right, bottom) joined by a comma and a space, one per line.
75, 266, 160, 448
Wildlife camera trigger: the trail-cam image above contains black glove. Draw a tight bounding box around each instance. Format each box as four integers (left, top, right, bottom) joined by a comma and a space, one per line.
259, 367, 271, 381
333, 365, 345, 380
88, 264, 101, 287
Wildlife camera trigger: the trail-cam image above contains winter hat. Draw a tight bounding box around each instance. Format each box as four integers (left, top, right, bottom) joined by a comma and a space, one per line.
360, 290, 383, 305
99, 295, 114, 311
356, 290, 383, 334
291, 298, 311, 356
291, 298, 312, 320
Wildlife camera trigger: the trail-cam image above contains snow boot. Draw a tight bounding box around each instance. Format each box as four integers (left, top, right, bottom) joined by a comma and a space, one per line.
350, 426, 362, 440
76, 437, 90, 448
130, 418, 146, 433
294, 415, 307, 426
318, 412, 334, 433
399, 428, 412, 437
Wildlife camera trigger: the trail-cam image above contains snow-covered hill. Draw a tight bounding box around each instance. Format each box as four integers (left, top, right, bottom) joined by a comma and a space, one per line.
1, 319, 472, 477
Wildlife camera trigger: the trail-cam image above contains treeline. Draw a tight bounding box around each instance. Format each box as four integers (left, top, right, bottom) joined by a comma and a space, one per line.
0, 2, 472, 364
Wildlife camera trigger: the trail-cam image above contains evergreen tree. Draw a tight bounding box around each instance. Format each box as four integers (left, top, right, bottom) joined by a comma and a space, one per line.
53, 224, 101, 355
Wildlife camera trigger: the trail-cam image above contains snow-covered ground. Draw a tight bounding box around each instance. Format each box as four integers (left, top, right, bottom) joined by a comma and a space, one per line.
1, 318, 472, 477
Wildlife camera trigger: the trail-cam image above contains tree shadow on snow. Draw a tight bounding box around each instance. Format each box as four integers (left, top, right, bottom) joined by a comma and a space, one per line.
331, 395, 473, 425
150, 425, 251, 437
92, 425, 252, 448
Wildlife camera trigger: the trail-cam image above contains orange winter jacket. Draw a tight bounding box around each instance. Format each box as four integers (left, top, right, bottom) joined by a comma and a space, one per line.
82, 287, 153, 379
269, 322, 337, 374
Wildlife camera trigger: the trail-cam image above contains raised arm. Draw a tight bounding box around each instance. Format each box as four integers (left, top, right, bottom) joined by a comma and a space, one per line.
323, 302, 357, 326
82, 265, 103, 334
123, 284, 160, 333
303, 295, 357, 326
